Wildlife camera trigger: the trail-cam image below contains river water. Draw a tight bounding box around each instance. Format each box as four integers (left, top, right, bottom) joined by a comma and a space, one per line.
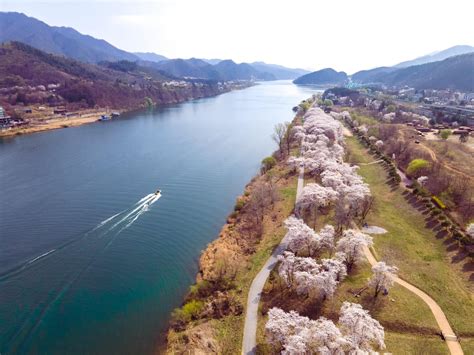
0, 81, 316, 354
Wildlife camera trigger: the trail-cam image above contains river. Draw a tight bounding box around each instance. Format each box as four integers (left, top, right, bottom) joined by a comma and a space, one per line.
0, 81, 317, 354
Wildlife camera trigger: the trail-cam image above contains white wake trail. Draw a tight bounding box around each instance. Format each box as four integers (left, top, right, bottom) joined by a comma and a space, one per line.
27, 249, 56, 264
102, 193, 159, 234
117, 194, 161, 233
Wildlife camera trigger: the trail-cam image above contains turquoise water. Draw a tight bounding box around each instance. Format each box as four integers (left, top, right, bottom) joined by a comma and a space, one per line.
0, 81, 316, 354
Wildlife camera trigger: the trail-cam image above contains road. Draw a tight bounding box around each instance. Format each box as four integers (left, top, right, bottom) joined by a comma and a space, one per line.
241, 164, 304, 354
363, 246, 464, 355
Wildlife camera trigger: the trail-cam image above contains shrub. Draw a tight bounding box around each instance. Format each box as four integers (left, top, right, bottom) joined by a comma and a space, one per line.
407, 159, 430, 177
234, 197, 246, 211
261, 156, 277, 173
432, 196, 446, 209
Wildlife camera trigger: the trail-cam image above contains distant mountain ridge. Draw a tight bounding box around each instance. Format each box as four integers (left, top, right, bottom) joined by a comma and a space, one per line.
394, 45, 474, 68
293, 68, 347, 85
295, 45, 474, 91
0, 12, 139, 63
0, 12, 304, 81
369, 53, 474, 91
134, 52, 168, 62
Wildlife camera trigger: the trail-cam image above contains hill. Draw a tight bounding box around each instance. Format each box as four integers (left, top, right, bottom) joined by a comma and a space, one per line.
147, 58, 276, 81
0, 12, 139, 63
351, 67, 397, 84
146, 58, 222, 80
250, 62, 309, 80
293, 68, 347, 85
134, 52, 168, 63
352, 53, 474, 91
0, 42, 235, 110
213, 60, 275, 81
394, 45, 474, 68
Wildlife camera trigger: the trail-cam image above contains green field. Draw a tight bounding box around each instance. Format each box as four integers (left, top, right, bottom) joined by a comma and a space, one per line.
345, 136, 473, 351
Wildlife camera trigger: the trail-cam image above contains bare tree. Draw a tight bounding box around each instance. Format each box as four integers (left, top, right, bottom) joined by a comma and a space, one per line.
272, 122, 287, 155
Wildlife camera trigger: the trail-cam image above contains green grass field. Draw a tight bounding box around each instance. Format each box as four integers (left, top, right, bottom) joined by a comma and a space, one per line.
345, 136, 473, 351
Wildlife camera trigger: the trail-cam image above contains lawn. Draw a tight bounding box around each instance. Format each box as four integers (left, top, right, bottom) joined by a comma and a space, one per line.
345, 136, 474, 341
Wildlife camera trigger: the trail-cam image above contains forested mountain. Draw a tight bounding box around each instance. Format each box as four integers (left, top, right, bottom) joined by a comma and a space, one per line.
293, 68, 347, 85
146, 58, 276, 81
250, 62, 309, 80
0, 42, 231, 109
213, 60, 275, 81
0, 12, 139, 63
352, 53, 474, 91
350, 67, 397, 83
134, 52, 168, 63
394, 45, 474, 68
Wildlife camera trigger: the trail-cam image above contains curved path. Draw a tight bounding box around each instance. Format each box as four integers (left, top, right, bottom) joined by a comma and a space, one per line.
241, 164, 304, 354
363, 246, 464, 355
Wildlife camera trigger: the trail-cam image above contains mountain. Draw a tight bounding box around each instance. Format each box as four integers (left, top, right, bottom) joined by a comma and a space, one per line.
379, 53, 474, 91
134, 52, 168, 63
250, 61, 309, 80
0, 42, 230, 110
213, 60, 275, 81
146, 58, 221, 80
352, 53, 474, 91
351, 67, 397, 83
394, 45, 474, 68
293, 68, 347, 85
146, 58, 275, 81
0, 12, 139, 63
202, 59, 222, 65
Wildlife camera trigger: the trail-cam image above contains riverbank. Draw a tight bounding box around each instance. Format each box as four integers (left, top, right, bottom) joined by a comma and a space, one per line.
0, 109, 115, 137
0, 82, 253, 138
165, 104, 306, 353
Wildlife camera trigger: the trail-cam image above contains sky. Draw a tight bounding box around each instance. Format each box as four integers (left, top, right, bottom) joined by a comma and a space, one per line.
2, 0, 474, 73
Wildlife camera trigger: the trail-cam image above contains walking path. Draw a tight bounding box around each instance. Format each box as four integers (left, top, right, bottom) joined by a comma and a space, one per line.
241, 164, 304, 354
363, 246, 464, 355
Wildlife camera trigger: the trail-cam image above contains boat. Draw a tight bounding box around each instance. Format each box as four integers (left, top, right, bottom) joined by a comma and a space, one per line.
99, 115, 110, 121
155, 189, 161, 195
111, 112, 120, 118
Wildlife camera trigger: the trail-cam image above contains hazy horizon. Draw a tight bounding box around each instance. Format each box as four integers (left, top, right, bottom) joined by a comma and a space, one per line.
2, 0, 474, 73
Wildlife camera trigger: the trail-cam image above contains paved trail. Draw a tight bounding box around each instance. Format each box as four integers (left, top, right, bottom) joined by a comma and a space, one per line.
363, 246, 464, 355
241, 164, 304, 354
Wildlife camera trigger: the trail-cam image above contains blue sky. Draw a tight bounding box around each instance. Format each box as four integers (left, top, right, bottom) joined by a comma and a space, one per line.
2, 0, 474, 73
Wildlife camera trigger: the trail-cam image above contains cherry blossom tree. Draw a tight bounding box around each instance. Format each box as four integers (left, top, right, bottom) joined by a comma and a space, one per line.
368, 261, 399, 298
265, 307, 312, 350
318, 224, 336, 253
339, 302, 385, 352
295, 183, 339, 219
336, 230, 373, 272
266, 303, 385, 354
417, 176, 428, 187
277, 251, 319, 288
284, 216, 321, 256
467, 223, 474, 238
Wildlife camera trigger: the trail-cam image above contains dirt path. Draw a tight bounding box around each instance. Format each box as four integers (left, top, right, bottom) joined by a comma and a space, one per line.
420, 142, 473, 180
363, 246, 464, 355
241, 164, 304, 354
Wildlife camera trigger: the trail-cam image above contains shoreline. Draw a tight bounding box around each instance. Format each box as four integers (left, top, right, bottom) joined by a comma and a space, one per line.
0, 84, 254, 139
0, 109, 114, 138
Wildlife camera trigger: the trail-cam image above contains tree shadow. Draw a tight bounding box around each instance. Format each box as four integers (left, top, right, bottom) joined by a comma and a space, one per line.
451, 249, 468, 264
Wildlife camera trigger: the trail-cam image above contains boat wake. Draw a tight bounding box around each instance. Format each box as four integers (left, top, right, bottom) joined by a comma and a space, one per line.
0, 191, 163, 352
0, 192, 162, 280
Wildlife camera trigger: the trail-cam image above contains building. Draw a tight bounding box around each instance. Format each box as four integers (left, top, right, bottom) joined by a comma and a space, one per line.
0, 106, 12, 127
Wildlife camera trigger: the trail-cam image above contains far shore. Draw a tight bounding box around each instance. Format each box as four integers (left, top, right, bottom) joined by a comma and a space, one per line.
0, 109, 118, 138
